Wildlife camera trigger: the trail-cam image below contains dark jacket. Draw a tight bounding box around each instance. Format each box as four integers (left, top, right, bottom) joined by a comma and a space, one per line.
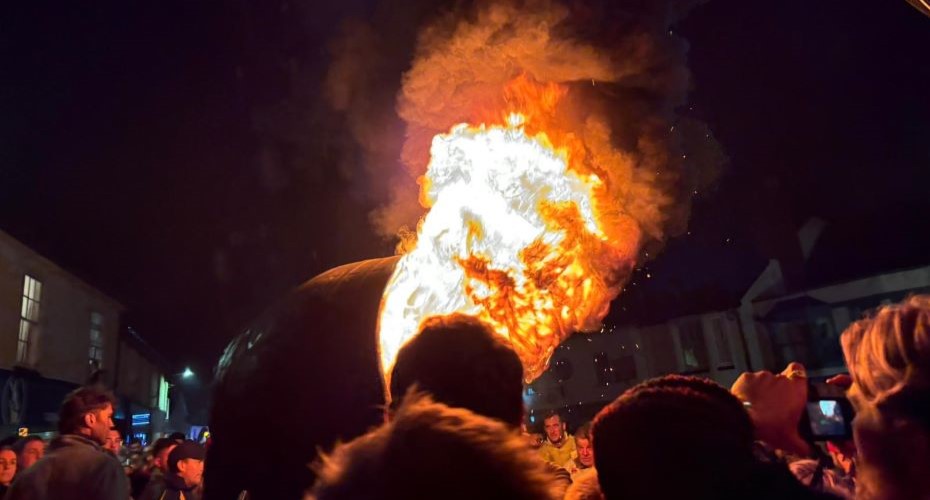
154, 472, 200, 500
137, 470, 166, 500
5, 434, 128, 500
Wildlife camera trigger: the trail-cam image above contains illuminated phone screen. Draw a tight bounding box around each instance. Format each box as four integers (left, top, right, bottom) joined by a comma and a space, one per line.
807, 400, 846, 437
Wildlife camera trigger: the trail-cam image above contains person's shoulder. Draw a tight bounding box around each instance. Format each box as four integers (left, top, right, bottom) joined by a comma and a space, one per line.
538, 440, 558, 455
5, 462, 48, 497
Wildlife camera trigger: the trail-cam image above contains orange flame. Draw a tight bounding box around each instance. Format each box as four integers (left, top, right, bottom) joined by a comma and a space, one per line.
378, 77, 642, 382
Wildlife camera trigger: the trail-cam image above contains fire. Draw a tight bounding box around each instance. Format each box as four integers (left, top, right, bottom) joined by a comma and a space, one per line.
378, 78, 641, 383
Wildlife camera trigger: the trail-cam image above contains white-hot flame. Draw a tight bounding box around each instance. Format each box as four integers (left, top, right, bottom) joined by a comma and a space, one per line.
378, 112, 626, 382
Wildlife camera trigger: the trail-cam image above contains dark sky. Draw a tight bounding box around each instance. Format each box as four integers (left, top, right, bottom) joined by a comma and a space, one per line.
2, 1, 928, 376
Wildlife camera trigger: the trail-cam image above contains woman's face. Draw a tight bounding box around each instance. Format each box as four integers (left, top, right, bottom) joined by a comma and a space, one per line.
0, 449, 17, 485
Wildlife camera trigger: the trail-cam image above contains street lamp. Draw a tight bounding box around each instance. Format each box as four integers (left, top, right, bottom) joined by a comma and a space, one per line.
181, 367, 195, 379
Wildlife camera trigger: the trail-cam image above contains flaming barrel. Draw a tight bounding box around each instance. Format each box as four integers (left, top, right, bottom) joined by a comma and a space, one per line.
205, 256, 400, 500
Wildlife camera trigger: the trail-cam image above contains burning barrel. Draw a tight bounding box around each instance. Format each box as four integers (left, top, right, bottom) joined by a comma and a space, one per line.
205, 256, 400, 500
206, 63, 662, 500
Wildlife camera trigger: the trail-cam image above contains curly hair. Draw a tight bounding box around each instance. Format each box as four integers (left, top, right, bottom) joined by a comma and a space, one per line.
309, 392, 557, 500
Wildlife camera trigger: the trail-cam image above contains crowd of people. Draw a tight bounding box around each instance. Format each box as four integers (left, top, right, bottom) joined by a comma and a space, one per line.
0, 388, 206, 500
308, 296, 930, 500
2, 295, 929, 499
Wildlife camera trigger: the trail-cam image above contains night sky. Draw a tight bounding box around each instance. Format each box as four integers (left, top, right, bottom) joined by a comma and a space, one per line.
3, 1, 928, 377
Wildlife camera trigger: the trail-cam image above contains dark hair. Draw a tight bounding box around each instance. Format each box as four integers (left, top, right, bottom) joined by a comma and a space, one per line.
11, 435, 42, 455
152, 437, 176, 458
592, 375, 756, 499
168, 432, 186, 442
389, 314, 524, 427
58, 386, 116, 435
542, 410, 562, 424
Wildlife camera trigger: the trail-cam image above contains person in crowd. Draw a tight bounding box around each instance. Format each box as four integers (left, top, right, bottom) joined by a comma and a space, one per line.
12, 435, 44, 473
137, 437, 182, 499
568, 423, 594, 474
388, 313, 524, 426
592, 374, 833, 500
5, 385, 128, 500
564, 472, 604, 500
839, 295, 930, 500
539, 411, 577, 467
155, 441, 206, 500
388, 313, 571, 494
732, 363, 854, 497
308, 393, 559, 500
563, 423, 600, 500
0, 445, 17, 496
731, 362, 812, 456
104, 428, 123, 457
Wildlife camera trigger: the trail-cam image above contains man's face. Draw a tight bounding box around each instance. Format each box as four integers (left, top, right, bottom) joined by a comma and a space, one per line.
19, 440, 45, 469
576, 437, 594, 467
0, 449, 17, 485
156, 444, 178, 473
177, 458, 204, 487
104, 430, 122, 456
86, 405, 115, 445
544, 416, 563, 443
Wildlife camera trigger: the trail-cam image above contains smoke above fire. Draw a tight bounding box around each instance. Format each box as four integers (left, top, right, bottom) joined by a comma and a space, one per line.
326, 0, 724, 380
327, 0, 721, 249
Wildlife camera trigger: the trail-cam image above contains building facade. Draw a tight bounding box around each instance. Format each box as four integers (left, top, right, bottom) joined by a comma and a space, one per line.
525, 239, 930, 431
0, 229, 169, 441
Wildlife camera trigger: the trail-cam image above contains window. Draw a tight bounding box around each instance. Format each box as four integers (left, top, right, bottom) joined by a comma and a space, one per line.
610, 355, 637, 382
89, 312, 104, 367
593, 352, 611, 385
710, 318, 734, 369
642, 326, 678, 375
771, 318, 843, 369
18, 275, 42, 364
157, 376, 170, 414
678, 320, 709, 373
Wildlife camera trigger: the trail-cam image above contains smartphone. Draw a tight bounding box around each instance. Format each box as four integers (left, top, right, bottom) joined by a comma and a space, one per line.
804, 398, 854, 440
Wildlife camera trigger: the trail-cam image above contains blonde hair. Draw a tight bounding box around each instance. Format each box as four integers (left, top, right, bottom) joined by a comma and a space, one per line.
841, 295, 930, 417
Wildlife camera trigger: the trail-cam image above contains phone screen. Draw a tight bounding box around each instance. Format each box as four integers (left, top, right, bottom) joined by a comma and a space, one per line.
807, 400, 847, 438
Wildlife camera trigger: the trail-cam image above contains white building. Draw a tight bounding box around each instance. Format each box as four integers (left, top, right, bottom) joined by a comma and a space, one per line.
524, 218, 930, 428
0, 229, 169, 442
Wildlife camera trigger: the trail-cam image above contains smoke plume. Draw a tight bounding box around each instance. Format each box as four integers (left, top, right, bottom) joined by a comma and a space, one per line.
327, 0, 722, 252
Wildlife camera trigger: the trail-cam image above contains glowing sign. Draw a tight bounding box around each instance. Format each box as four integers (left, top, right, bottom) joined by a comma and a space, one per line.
131, 413, 151, 427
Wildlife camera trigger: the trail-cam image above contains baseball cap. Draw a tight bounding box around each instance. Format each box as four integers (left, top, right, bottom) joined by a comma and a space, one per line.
168, 441, 205, 472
